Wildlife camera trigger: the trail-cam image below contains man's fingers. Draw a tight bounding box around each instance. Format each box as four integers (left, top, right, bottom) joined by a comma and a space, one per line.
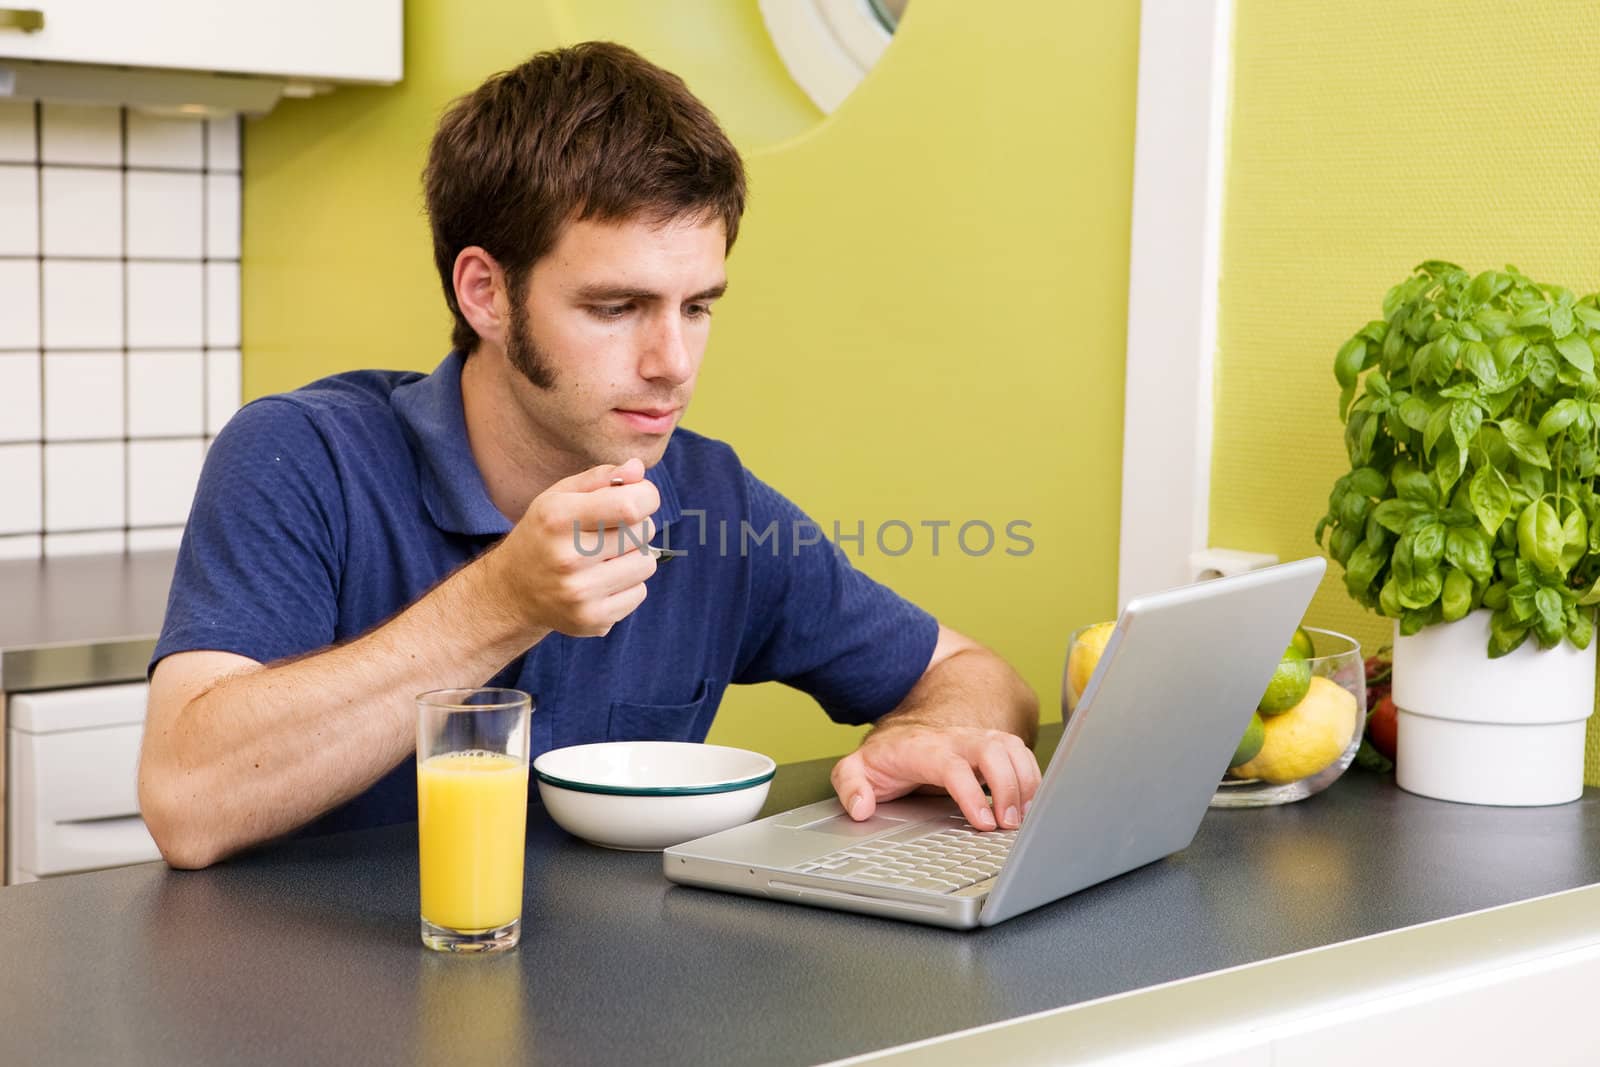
939, 757, 996, 831
973, 740, 1023, 830
567, 517, 657, 560
585, 547, 659, 598
830, 753, 876, 820
556, 488, 660, 535
1007, 738, 1043, 817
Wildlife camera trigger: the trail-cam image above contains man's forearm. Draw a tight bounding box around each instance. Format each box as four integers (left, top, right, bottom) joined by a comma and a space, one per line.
141, 545, 547, 867
873, 648, 1039, 745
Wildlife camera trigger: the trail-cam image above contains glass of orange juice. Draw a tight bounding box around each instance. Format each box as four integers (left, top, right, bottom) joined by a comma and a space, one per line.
416, 687, 532, 953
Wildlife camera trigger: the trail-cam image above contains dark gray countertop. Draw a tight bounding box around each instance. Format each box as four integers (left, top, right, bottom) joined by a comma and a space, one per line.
0, 549, 176, 690
2, 727, 1597, 1066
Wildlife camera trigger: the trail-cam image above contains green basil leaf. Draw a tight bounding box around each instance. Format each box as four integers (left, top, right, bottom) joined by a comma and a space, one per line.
1446, 525, 1495, 584
1449, 400, 1482, 452
1561, 507, 1588, 573
1334, 337, 1366, 388
1529, 346, 1559, 391
1373, 498, 1429, 533
1338, 383, 1356, 421
1344, 541, 1383, 597
1534, 587, 1566, 646
1430, 336, 1458, 386
1423, 403, 1452, 458
1493, 334, 1528, 369
1441, 568, 1473, 622
1509, 583, 1537, 622
1538, 398, 1584, 439
1521, 500, 1564, 574
1555, 332, 1594, 375
1378, 577, 1402, 617
1488, 610, 1529, 657
1398, 570, 1443, 611
1460, 340, 1497, 386
1483, 581, 1510, 610
1433, 444, 1466, 497
1348, 467, 1387, 498
1513, 304, 1551, 329
1412, 521, 1447, 569
1551, 302, 1575, 339
1331, 526, 1359, 566
1517, 460, 1547, 496
1467, 464, 1512, 537
1569, 609, 1595, 651
1396, 396, 1432, 432
1575, 306, 1600, 331
1392, 461, 1439, 506
1500, 418, 1552, 469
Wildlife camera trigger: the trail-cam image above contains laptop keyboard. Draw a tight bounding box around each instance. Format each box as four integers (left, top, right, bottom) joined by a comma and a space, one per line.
791, 816, 1017, 894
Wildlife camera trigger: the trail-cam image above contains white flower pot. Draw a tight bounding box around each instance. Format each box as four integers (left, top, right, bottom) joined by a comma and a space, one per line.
1392, 609, 1595, 806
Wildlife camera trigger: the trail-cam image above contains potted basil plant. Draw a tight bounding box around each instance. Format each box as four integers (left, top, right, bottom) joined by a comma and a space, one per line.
1317, 261, 1598, 806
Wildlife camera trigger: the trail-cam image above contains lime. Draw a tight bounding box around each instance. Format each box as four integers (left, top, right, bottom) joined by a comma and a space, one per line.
1290, 626, 1316, 659
1258, 649, 1311, 715
1230, 713, 1266, 769
1232, 676, 1358, 783
1066, 622, 1115, 708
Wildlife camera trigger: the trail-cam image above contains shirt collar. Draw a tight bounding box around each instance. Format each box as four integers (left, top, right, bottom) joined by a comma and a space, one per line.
391, 351, 682, 539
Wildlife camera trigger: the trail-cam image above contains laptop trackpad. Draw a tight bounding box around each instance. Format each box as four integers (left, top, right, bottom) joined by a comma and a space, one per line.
799, 813, 910, 837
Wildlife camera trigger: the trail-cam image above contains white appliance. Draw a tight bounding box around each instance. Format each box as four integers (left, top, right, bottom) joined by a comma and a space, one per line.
7, 682, 161, 884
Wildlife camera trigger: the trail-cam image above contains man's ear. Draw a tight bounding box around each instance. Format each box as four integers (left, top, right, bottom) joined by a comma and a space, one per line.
453, 246, 509, 348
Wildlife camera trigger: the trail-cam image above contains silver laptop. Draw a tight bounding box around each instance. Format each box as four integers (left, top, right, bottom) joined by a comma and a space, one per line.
663, 557, 1326, 929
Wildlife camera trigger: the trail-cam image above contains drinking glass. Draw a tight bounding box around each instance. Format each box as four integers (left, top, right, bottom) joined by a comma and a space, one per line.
416, 688, 532, 952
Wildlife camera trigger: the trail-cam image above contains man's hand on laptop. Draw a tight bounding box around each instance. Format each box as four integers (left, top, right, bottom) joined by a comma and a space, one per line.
830, 722, 1041, 832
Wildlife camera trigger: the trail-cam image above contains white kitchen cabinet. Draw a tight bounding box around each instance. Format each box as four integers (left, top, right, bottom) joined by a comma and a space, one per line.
7, 681, 160, 883
0, 0, 401, 84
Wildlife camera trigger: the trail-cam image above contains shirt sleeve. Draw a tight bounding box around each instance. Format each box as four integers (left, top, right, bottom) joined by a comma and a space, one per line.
731, 469, 940, 725
150, 398, 346, 674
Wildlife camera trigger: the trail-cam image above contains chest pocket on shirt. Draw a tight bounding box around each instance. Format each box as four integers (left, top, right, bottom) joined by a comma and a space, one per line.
608, 678, 716, 743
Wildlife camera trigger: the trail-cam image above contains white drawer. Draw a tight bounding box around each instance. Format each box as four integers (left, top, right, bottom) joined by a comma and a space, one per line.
10, 682, 150, 733
9, 703, 160, 878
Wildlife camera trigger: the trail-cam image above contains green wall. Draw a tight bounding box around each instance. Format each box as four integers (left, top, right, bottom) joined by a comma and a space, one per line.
243, 1, 1141, 764
1212, 0, 1600, 783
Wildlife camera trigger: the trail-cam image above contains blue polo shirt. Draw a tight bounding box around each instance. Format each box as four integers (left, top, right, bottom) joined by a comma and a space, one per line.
152, 352, 939, 836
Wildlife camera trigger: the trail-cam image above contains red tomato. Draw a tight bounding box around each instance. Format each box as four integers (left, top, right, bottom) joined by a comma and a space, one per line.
1368, 693, 1398, 761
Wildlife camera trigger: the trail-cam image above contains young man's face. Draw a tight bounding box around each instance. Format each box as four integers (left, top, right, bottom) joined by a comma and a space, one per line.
503, 214, 727, 470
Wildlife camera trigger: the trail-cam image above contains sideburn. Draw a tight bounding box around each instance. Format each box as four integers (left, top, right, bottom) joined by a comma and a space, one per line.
504, 286, 558, 391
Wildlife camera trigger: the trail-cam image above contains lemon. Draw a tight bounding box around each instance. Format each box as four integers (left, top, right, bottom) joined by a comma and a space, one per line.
1066, 621, 1115, 708
1290, 625, 1316, 659
1232, 676, 1358, 784
1257, 648, 1311, 715
1229, 713, 1266, 769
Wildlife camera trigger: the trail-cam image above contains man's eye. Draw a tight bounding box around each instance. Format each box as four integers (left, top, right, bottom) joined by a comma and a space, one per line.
590, 304, 631, 320
686, 304, 712, 319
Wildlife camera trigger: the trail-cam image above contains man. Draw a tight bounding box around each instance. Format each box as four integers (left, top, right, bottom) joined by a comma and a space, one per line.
139, 42, 1039, 870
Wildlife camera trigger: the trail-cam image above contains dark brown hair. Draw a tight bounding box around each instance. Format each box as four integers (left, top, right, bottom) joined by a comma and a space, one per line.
423, 42, 748, 353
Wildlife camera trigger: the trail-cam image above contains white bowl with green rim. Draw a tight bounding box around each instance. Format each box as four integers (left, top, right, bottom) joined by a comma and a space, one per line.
533, 741, 776, 851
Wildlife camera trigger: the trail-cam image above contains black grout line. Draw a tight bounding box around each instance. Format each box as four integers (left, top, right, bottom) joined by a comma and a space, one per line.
0, 345, 236, 354
120, 104, 130, 551
14, 160, 234, 176
0, 255, 241, 264
201, 118, 210, 441
33, 99, 44, 555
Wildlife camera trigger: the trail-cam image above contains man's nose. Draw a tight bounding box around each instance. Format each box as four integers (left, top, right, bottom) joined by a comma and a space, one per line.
640, 311, 694, 384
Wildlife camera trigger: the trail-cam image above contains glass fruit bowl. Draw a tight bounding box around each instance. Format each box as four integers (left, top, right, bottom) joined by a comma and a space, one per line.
1209, 627, 1366, 808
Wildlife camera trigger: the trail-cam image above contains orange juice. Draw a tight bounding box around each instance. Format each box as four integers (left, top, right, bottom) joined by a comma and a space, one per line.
417, 750, 529, 932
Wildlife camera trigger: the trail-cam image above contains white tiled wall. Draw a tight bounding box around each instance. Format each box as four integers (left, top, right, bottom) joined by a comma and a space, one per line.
0, 100, 242, 561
